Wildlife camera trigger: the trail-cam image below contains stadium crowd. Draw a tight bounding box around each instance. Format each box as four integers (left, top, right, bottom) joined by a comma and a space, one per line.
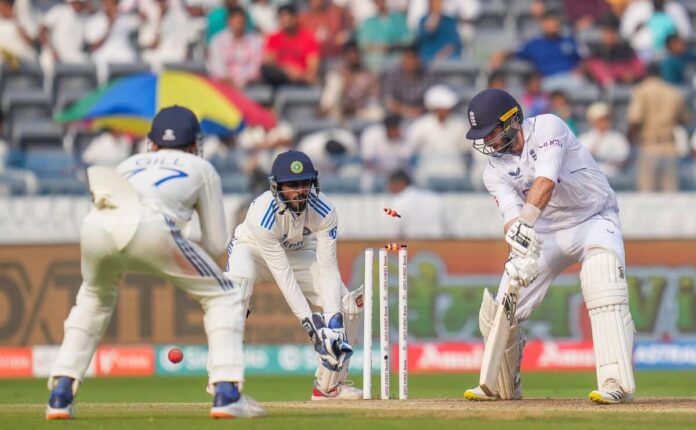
1, 0, 696, 195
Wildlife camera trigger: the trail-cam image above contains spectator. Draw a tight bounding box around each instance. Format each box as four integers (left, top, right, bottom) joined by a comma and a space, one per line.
360, 113, 414, 177
583, 14, 645, 88
334, 0, 408, 27
578, 102, 630, 178
415, 0, 462, 64
407, 0, 479, 41
660, 33, 696, 85
490, 10, 584, 91
0, 0, 37, 65
357, 0, 412, 72
521, 71, 550, 117
296, 127, 359, 175
81, 129, 133, 167
299, 0, 352, 61
408, 84, 470, 184
627, 62, 690, 191
139, 0, 196, 71
487, 70, 507, 89
14, 0, 42, 44
237, 121, 294, 174
206, 0, 253, 43
561, 0, 611, 32
386, 169, 447, 238
549, 90, 579, 135
38, 0, 89, 73
247, 0, 276, 35
85, 0, 139, 80
261, 4, 320, 87
319, 41, 383, 122
382, 45, 436, 119
620, 0, 691, 61
207, 6, 263, 88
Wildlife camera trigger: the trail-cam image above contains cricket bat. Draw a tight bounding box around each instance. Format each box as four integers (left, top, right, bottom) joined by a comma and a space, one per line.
479, 278, 521, 397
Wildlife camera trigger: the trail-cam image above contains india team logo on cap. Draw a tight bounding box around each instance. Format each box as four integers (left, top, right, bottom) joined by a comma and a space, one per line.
290, 160, 304, 174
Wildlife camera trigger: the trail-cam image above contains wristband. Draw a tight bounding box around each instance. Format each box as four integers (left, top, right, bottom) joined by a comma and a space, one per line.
519, 203, 541, 226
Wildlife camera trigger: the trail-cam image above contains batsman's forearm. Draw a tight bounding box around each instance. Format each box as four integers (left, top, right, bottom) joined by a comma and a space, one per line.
524, 177, 555, 213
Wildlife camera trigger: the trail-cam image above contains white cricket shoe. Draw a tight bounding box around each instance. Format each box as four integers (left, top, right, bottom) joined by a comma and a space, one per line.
209, 382, 266, 418
589, 379, 634, 405
464, 386, 500, 401
311, 381, 363, 400
210, 395, 266, 418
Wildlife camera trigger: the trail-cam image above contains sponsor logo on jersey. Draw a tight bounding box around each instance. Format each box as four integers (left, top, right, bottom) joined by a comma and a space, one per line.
538, 138, 563, 149
329, 227, 338, 239
508, 167, 521, 179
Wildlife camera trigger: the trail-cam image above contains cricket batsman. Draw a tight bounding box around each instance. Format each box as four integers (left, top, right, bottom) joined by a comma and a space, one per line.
462, 89, 636, 404
46, 106, 265, 419
225, 149, 363, 400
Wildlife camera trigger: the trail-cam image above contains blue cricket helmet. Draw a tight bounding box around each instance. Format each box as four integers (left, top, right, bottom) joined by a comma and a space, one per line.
466, 89, 523, 140
148, 105, 201, 148
270, 150, 318, 183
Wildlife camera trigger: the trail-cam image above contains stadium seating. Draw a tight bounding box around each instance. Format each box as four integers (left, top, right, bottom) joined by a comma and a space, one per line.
106, 63, 151, 84
0, 62, 43, 102
273, 86, 323, 122
3, 90, 53, 141
50, 63, 98, 109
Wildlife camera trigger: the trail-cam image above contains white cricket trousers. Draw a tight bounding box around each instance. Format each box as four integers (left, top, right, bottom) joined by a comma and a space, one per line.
225, 240, 349, 314
50, 208, 246, 385
498, 210, 626, 322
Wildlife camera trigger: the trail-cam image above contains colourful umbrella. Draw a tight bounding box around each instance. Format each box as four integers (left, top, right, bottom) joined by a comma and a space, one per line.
56, 71, 276, 136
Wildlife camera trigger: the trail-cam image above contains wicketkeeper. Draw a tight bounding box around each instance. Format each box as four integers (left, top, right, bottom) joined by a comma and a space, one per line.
225, 149, 364, 400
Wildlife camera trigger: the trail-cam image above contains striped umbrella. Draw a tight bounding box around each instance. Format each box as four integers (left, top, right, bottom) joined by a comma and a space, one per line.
56, 71, 276, 136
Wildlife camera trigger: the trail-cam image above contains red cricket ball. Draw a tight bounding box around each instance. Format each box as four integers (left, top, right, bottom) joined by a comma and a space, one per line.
168, 347, 184, 364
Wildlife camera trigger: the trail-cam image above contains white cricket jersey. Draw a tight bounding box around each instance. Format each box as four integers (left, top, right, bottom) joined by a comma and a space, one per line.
233, 190, 342, 320
483, 114, 619, 233
116, 150, 228, 257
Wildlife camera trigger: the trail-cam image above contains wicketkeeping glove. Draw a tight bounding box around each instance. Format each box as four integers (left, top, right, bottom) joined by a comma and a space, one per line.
301, 313, 353, 371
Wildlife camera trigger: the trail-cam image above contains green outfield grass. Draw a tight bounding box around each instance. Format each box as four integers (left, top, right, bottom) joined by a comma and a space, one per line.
2, 372, 696, 429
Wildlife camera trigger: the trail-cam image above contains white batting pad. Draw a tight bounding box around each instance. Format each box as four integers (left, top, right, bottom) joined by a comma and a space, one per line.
580, 251, 636, 393
478, 289, 525, 400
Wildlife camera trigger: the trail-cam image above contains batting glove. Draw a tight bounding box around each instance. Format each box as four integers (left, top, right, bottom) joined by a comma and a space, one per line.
505, 256, 540, 288
505, 220, 543, 259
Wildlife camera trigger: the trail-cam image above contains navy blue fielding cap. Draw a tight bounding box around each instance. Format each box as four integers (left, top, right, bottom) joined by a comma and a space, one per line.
271, 150, 318, 183
148, 105, 201, 148
466, 89, 522, 140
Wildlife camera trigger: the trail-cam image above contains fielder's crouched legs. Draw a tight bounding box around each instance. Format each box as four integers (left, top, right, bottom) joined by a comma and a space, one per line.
203, 291, 266, 418
312, 286, 364, 400
46, 281, 118, 419
581, 250, 636, 404
465, 289, 526, 401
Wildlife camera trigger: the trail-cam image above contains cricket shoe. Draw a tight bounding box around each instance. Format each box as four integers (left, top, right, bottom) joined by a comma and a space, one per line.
464, 386, 500, 401
209, 382, 266, 418
46, 376, 76, 419
311, 381, 363, 400
589, 379, 634, 405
